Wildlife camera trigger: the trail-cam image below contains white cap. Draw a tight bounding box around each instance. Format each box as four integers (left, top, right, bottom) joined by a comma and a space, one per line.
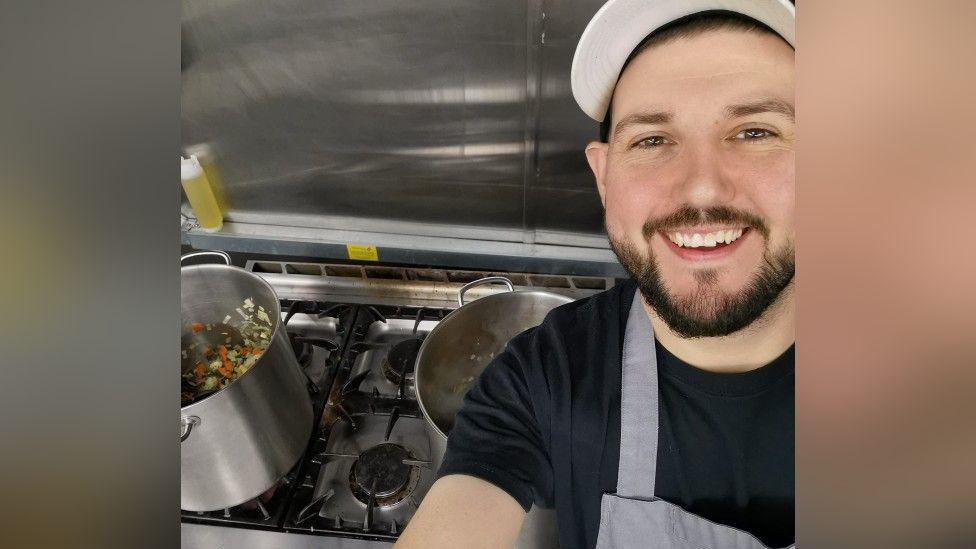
571, 0, 795, 121
184, 143, 215, 162
181, 155, 203, 181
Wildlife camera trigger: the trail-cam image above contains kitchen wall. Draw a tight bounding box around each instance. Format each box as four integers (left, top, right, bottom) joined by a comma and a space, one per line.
181, 0, 608, 248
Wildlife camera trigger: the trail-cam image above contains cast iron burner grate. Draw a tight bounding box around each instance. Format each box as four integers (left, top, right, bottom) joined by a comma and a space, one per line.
282, 299, 348, 394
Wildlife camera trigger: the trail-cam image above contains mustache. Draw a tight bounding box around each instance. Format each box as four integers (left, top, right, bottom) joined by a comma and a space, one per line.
641, 206, 770, 240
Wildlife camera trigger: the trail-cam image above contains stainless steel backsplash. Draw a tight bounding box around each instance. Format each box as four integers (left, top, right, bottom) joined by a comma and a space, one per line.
181, 0, 607, 246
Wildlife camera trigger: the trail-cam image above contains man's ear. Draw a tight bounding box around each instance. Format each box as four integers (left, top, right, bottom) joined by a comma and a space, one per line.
585, 141, 610, 207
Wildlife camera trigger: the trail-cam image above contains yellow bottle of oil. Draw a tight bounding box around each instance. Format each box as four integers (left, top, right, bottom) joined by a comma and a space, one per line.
181, 155, 223, 232
184, 143, 229, 213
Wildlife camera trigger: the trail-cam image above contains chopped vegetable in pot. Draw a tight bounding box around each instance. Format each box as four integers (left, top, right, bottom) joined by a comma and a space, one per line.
181, 297, 274, 406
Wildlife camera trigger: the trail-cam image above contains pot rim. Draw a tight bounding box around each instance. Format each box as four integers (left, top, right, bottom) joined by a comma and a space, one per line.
180, 263, 285, 412
414, 289, 573, 439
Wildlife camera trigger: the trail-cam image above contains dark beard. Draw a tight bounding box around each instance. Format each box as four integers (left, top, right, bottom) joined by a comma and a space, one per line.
608, 214, 794, 338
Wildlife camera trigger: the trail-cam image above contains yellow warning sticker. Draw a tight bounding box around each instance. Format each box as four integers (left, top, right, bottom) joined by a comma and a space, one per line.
346, 244, 379, 262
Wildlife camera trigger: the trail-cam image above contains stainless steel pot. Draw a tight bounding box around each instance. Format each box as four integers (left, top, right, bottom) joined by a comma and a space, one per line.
415, 277, 572, 549
180, 251, 313, 512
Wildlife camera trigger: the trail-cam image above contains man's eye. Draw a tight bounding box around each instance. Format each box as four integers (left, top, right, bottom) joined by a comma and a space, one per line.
634, 136, 669, 148
734, 128, 777, 140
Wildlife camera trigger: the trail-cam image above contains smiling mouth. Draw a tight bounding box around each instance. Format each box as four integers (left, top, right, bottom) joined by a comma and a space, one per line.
658, 225, 753, 264
665, 227, 748, 248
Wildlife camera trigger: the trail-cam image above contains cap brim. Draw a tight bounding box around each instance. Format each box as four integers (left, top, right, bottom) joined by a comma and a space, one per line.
571, 0, 796, 121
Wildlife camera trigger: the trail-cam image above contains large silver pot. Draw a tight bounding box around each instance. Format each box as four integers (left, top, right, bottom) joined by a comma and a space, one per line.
415, 277, 572, 549
180, 251, 313, 512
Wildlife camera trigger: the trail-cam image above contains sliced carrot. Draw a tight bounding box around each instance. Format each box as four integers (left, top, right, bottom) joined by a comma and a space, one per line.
193, 363, 205, 378
218, 345, 228, 360
191, 322, 204, 333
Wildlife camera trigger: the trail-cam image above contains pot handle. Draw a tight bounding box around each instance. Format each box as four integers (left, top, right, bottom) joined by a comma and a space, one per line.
180, 250, 231, 265
180, 415, 201, 442
458, 276, 515, 307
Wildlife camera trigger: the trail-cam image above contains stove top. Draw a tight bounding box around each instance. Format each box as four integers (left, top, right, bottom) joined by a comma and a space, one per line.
283, 305, 445, 541
181, 267, 605, 549
182, 300, 448, 546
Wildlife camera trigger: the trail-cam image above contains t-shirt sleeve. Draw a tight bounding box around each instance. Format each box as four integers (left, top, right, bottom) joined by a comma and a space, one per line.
435, 328, 553, 511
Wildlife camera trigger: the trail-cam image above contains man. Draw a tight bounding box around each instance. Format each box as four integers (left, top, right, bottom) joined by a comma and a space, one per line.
397, 1, 795, 547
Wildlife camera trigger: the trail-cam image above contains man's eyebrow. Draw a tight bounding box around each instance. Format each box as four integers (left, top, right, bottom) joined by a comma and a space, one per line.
612, 111, 673, 140
725, 98, 795, 121
609, 99, 793, 141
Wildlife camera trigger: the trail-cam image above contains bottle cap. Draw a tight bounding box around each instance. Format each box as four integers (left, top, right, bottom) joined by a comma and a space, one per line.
181, 155, 203, 181
185, 143, 214, 162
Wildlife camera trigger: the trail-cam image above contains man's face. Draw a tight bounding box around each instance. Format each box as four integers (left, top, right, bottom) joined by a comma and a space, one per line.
586, 29, 795, 338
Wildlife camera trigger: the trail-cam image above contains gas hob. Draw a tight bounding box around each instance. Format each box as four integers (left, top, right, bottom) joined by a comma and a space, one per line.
181, 261, 611, 548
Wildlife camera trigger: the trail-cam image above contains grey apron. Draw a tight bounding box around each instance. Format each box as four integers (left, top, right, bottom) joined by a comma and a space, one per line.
594, 294, 795, 549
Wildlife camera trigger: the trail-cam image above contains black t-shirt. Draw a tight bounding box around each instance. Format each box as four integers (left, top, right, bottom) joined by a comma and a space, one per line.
438, 281, 794, 549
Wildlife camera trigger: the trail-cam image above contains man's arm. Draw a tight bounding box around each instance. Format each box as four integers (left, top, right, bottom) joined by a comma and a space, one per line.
397, 327, 551, 548
394, 474, 526, 549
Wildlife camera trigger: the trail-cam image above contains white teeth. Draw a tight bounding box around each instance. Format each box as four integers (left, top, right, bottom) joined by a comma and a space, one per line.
667, 228, 746, 249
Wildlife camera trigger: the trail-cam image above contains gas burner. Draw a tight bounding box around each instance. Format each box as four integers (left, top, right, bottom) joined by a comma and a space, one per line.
349, 443, 418, 507
382, 338, 423, 385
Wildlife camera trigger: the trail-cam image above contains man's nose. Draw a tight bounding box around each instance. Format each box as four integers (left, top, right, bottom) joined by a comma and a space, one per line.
673, 144, 736, 209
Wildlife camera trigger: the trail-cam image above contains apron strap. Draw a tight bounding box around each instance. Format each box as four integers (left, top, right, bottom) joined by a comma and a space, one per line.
616, 291, 659, 499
